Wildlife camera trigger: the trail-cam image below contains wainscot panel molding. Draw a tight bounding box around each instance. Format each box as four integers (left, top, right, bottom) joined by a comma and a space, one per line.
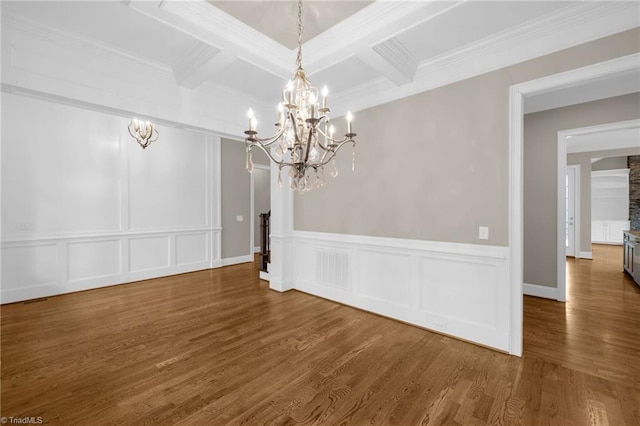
290, 231, 511, 352
1, 94, 223, 304
1, 228, 221, 304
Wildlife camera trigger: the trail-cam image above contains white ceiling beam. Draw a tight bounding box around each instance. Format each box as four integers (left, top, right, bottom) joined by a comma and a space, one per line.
129, 0, 293, 80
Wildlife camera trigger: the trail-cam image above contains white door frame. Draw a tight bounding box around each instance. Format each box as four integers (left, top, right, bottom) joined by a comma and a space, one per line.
564, 164, 581, 259
508, 53, 639, 356
559, 163, 580, 302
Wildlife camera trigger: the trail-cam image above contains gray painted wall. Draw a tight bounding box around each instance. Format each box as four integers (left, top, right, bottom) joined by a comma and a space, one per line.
524, 94, 640, 287
221, 138, 251, 259
294, 29, 639, 249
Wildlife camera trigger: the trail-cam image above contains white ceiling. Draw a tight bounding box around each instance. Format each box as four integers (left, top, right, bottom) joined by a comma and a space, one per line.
2, 0, 639, 120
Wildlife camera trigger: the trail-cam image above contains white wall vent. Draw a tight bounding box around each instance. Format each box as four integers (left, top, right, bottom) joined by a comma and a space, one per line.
316, 249, 350, 290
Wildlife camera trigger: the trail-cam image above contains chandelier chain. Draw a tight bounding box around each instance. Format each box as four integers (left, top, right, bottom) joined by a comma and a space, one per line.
296, 0, 303, 68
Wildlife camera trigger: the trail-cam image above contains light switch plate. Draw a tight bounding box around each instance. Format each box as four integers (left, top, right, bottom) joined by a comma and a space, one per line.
236, 216, 244, 222
479, 226, 489, 240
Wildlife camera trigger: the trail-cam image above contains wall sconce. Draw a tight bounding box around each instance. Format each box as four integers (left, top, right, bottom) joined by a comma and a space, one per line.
128, 119, 158, 149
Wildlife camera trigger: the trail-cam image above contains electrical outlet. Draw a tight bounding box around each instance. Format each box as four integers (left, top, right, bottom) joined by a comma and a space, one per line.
236, 216, 244, 222
479, 226, 489, 240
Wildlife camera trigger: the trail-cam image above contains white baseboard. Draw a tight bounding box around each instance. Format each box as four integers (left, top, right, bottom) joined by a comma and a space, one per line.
254, 246, 261, 253
259, 271, 270, 281
579, 251, 593, 259
523, 283, 558, 300
591, 241, 623, 246
221, 254, 253, 267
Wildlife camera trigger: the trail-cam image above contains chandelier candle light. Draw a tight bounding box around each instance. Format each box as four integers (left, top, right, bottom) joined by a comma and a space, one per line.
244, 0, 357, 192
128, 119, 158, 149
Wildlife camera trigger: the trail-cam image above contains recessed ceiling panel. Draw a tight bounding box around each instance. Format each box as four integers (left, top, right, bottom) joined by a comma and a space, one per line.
209, 1, 373, 49
211, 57, 287, 103
309, 56, 380, 95
396, 1, 577, 63
3, 1, 196, 66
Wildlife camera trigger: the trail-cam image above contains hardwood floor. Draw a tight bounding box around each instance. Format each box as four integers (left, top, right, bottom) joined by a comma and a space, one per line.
1, 249, 639, 425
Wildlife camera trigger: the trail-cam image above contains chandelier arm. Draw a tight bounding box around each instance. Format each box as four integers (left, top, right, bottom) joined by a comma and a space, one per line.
316, 140, 356, 168
127, 124, 138, 141
247, 140, 300, 169
246, 126, 286, 147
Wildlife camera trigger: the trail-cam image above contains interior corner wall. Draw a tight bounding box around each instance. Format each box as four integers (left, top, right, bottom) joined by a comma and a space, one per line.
221, 138, 251, 261
524, 93, 640, 288
1, 93, 218, 303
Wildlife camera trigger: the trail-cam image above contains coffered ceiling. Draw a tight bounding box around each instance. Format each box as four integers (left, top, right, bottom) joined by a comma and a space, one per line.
2, 0, 639, 120
208, 1, 374, 49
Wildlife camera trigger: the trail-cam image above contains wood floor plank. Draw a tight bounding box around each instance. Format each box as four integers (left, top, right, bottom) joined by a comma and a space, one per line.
2, 247, 639, 424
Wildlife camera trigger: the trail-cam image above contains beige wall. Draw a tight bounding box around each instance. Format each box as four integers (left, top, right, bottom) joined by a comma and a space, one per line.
524, 94, 640, 287
294, 29, 640, 248
221, 138, 251, 259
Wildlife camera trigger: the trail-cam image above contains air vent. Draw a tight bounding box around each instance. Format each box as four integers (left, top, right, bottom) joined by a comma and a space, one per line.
316, 250, 350, 290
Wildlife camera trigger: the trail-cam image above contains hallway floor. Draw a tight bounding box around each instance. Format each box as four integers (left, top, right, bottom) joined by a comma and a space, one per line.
523, 244, 640, 388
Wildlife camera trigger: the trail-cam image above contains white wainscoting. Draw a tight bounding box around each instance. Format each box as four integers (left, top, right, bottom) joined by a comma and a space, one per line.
1, 229, 220, 304
291, 231, 511, 352
1, 94, 222, 304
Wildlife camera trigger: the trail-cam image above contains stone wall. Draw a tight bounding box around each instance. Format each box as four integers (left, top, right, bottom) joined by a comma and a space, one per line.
628, 156, 640, 230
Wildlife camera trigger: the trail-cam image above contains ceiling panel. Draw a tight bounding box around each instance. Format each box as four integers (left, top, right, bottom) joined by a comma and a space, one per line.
396, 1, 577, 63
309, 56, 379, 95
209, 0, 373, 49
3, 1, 195, 66
211, 57, 286, 103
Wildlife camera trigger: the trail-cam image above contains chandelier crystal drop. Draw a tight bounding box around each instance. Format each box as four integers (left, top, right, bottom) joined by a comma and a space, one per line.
128, 119, 158, 149
244, 0, 356, 192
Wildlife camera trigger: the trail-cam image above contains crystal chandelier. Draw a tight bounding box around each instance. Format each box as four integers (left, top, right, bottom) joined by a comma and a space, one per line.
128, 119, 158, 149
244, 0, 356, 192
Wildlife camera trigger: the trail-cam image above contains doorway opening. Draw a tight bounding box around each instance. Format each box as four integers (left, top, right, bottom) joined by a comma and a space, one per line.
508, 53, 639, 356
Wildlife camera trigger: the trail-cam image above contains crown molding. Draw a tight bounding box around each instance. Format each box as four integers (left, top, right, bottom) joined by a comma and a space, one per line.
329, 1, 640, 117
